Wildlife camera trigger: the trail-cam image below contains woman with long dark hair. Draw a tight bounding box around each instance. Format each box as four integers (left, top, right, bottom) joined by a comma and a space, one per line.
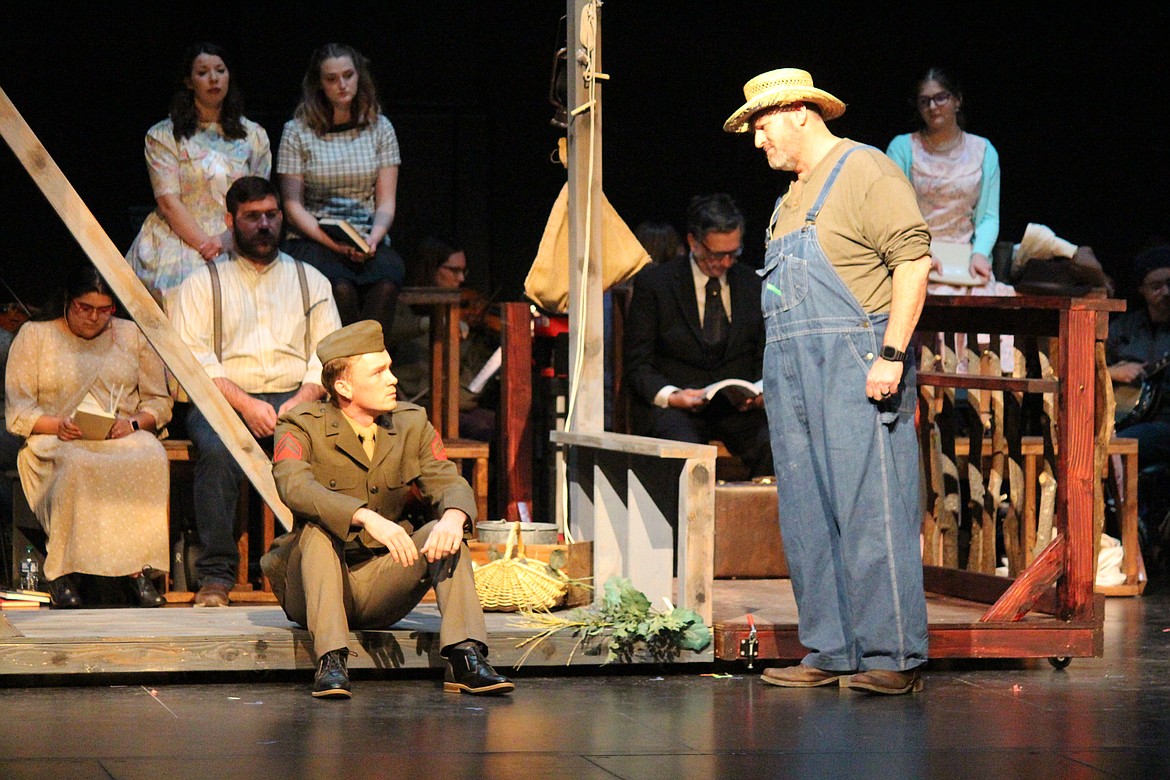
125, 42, 271, 307
886, 67, 1004, 294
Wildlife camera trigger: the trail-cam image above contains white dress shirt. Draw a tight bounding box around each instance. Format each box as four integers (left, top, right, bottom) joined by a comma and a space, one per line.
170, 252, 342, 394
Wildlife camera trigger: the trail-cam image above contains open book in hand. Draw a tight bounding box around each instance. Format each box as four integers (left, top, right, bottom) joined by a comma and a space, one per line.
73, 390, 118, 440
703, 378, 763, 406
319, 218, 373, 254
928, 241, 982, 287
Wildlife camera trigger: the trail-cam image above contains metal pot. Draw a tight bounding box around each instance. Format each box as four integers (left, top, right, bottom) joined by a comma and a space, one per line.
475, 521, 559, 546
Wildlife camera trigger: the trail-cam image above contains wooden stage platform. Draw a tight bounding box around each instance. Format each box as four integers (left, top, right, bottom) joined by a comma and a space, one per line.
0, 578, 1099, 679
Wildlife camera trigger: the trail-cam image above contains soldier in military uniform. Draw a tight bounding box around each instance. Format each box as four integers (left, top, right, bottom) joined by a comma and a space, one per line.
262, 320, 514, 699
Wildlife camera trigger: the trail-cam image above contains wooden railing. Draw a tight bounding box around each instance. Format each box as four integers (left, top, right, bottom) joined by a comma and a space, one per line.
916, 293, 1125, 628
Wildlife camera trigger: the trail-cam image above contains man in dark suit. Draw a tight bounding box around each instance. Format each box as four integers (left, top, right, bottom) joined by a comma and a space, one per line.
623, 193, 773, 477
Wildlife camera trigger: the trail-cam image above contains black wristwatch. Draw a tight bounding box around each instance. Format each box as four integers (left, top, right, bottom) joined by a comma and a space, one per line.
879, 345, 906, 362
130, 419, 140, 431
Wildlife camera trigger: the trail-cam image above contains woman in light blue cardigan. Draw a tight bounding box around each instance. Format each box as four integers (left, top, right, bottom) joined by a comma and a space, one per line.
886, 68, 1001, 292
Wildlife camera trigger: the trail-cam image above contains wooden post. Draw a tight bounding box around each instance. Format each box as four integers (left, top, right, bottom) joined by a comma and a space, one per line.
499, 302, 533, 520
0, 85, 292, 531
565, 0, 605, 435
1056, 307, 1097, 620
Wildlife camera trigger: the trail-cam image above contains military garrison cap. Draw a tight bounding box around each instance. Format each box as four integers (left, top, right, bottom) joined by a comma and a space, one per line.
316, 320, 385, 364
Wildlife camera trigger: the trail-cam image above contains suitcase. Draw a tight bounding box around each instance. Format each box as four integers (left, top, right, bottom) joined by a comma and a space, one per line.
714, 479, 788, 578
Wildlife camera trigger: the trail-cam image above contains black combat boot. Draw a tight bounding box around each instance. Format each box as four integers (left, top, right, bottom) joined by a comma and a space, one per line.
443, 642, 515, 695
313, 649, 351, 699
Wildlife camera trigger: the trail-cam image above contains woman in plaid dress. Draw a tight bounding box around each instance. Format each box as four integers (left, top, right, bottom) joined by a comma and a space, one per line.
277, 43, 405, 346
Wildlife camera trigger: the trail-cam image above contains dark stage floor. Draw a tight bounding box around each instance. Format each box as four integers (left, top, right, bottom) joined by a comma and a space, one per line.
1, 583, 1168, 780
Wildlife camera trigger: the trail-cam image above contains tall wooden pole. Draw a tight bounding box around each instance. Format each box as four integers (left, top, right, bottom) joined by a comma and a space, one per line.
565, 0, 605, 434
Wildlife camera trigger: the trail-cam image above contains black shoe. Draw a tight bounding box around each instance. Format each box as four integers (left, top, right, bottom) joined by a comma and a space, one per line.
47, 576, 82, 609
443, 643, 515, 695
129, 570, 165, 608
313, 649, 351, 699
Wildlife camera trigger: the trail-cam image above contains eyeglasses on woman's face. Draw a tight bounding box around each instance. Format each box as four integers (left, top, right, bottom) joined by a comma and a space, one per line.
916, 91, 953, 110
70, 299, 116, 318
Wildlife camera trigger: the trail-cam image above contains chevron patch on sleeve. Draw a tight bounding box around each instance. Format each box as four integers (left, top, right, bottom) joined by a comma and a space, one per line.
273, 432, 304, 462
430, 431, 448, 461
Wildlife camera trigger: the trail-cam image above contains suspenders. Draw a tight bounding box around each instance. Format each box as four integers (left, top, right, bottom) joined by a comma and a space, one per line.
205, 258, 312, 362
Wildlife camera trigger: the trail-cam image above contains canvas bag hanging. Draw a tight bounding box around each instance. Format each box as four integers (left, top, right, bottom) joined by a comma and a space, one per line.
523, 182, 650, 314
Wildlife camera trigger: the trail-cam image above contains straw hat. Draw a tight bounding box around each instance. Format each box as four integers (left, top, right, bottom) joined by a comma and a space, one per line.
1013, 223, 1079, 269
723, 68, 846, 133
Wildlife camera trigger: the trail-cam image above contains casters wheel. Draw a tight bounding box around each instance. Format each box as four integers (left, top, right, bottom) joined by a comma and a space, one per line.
1048, 656, 1072, 670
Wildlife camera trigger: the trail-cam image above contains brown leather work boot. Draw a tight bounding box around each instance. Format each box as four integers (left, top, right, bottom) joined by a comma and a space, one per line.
193, 581, 231, 608
760, 664, 853, 688
842, 669, 924, 695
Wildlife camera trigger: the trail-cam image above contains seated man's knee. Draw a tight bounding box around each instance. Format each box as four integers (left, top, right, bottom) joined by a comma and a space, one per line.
649, 408, 706, 444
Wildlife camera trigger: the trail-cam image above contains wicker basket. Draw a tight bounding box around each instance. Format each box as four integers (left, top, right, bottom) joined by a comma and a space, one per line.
474, 521, 569, 612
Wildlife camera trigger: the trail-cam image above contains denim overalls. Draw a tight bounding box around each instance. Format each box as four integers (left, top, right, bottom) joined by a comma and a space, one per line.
759, 146, 928, 672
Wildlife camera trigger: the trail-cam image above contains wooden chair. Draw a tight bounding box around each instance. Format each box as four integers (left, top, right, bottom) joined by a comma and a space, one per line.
445, 438, 491, 523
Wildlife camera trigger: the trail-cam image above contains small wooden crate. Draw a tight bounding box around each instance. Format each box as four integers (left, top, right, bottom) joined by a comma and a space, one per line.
469, 540, 593, 608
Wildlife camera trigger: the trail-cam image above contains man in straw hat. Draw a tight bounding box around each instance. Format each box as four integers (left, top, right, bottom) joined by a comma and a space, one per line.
262, 320, 514, 699
724, 68, 933, 694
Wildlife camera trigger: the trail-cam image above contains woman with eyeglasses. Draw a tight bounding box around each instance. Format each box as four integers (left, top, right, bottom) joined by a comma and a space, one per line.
886, 67, 1004, 294
4, 265, 173, 608
385, 237, 499, 443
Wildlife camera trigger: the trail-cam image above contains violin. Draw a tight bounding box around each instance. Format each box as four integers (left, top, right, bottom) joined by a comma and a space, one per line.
461, 288, 502, 332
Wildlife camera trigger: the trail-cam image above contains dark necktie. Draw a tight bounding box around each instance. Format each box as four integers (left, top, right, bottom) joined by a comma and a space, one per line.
703, 276, 729, 346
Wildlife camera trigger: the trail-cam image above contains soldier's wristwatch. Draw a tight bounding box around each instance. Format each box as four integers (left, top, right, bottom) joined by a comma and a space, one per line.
879, 345, 906, 362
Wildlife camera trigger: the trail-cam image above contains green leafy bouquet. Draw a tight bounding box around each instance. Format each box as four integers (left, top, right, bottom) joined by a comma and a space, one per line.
513, 576, 711, 665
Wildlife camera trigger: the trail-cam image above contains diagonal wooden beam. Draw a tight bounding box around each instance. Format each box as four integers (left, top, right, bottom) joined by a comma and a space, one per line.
978, 535, 1065, 623
0, 85, 291, 531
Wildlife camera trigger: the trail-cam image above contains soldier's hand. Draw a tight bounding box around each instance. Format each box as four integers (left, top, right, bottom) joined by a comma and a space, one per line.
420, 510, 467, 563
355, 508, 419, 567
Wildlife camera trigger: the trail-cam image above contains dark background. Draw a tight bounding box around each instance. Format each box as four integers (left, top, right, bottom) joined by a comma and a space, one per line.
2, 3, 1169, 313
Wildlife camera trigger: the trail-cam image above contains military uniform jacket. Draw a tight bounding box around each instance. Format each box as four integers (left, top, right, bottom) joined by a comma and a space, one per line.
272, 400, 477, 551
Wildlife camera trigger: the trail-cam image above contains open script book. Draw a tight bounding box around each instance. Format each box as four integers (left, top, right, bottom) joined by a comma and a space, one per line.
73, 389, 120, 440
319, 218, 373, 254
703, 378, 763, 406
928, 241, 982, 287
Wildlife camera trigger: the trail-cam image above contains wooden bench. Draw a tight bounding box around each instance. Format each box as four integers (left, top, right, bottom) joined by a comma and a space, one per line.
550, 430, 716, 625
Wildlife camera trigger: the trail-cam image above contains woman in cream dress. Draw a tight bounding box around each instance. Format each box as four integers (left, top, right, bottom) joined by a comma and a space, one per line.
5, 266, 173, 608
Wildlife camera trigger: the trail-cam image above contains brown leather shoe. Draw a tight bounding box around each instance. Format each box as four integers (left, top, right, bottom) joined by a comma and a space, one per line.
843, 669, 924, 695
761, 664, 853, 688
193, 582, 231, 608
